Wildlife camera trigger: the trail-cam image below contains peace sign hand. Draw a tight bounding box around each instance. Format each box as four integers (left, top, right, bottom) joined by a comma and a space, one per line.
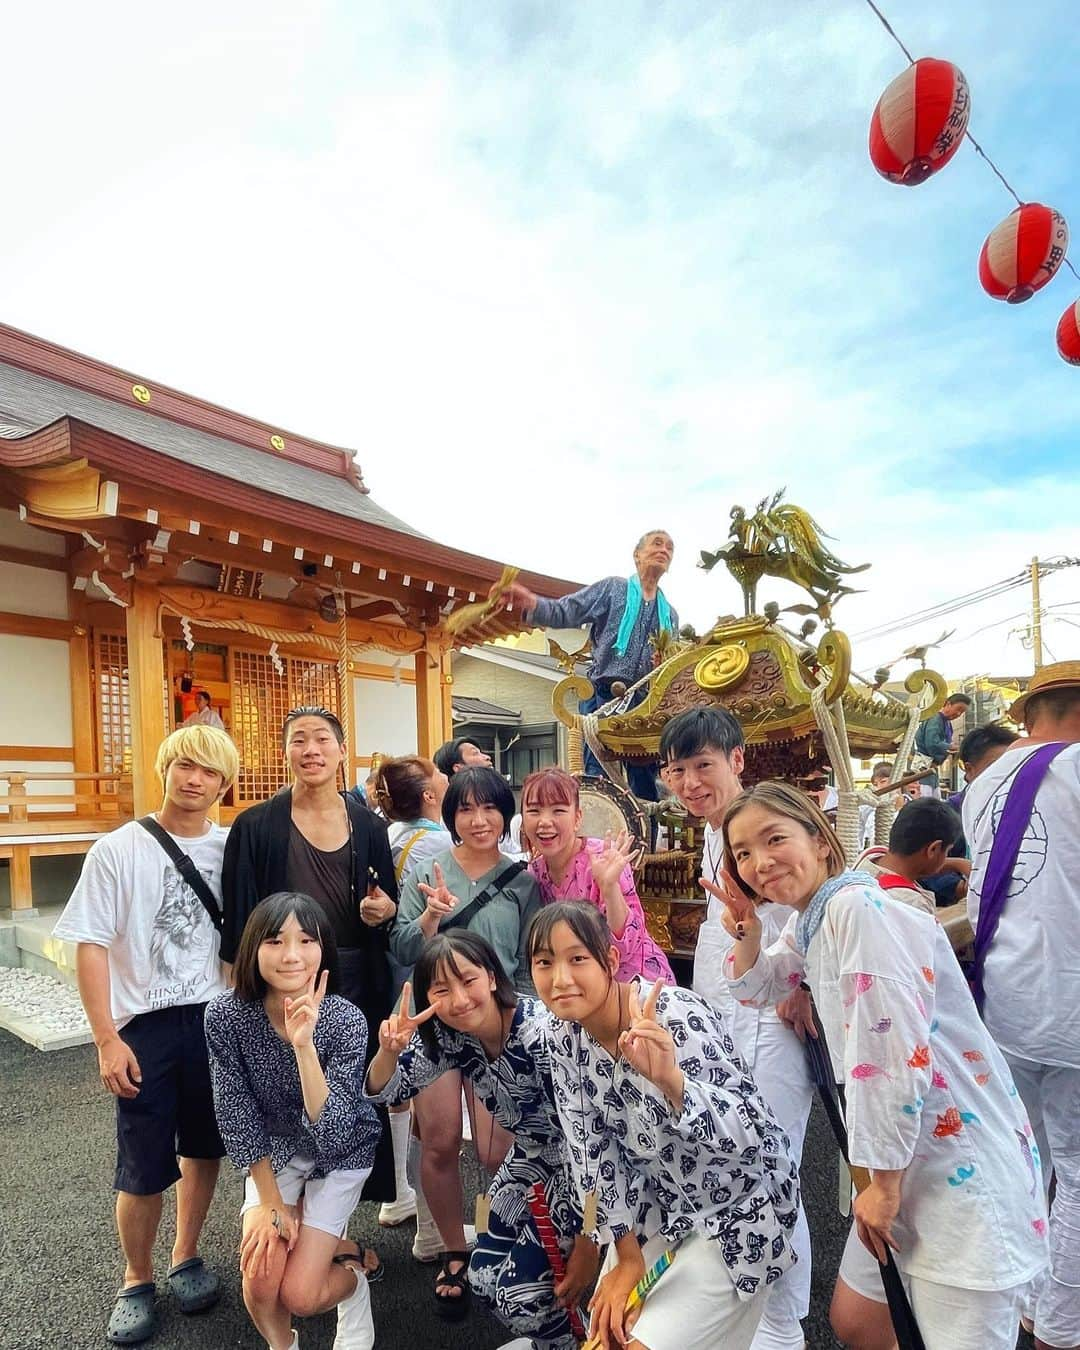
701, 871, 762, 945
418, 862, 458, 920
283, 968, 329, 1051
588, 830, 635, 891
619, 979, 681, 1104
377, 981, 438, 1057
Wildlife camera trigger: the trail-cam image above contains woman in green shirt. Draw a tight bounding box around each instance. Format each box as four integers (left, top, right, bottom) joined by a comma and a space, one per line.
389, 766, 541, 1317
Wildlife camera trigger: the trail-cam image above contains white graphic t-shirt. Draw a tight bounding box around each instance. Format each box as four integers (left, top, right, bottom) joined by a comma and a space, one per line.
53, 819, 228, 1028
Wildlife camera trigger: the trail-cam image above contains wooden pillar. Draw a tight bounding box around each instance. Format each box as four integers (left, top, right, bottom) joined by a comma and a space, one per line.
414, 636, 446, 758
440, 650, 453, 741
126, 580, 167, 815
69, 620, 95, 815
8, 847, 33, 911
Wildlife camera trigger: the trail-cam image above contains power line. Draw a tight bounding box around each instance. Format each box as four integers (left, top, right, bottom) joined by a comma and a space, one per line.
851, 571, 1030, 642
862, 0, 1080, 283
851, 559, 1080, 645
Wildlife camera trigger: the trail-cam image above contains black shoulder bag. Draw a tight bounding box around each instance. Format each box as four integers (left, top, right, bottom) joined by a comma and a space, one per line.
138, 815, 223, 933
803, 990, 927, 1350
441, 861, 528, 933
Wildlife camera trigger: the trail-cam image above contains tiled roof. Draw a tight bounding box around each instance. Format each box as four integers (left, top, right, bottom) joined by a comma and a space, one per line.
0, 361, 424, 539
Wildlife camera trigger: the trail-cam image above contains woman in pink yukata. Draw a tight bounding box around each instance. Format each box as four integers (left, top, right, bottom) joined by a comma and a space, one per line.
522, 767, 673, 985
706, 782, 1048, 1350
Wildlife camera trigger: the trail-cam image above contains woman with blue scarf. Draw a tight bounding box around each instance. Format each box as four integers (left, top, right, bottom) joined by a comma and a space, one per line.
706, 782, 1048, 1350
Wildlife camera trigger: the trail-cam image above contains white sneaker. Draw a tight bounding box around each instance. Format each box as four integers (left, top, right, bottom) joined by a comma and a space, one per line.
496, 1341, 537, 1349
378, 1188, 417, 1226
332, 1267, 373, 1350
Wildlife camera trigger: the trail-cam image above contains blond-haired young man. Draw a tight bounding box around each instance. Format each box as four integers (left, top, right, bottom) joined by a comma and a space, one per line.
54, 726, 239, 1346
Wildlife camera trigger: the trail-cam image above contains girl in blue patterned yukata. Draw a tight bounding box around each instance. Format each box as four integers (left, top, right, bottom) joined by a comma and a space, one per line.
529, 900, 801, 1350
204, 893, 381, 1350
714, 782, 1049, 1350
366, 930, 598, 1350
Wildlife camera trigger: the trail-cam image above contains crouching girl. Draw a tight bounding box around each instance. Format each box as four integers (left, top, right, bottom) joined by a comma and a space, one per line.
204, 893, 381, 1350
529, 901, 801, 1350
366, 930, 596, 1350
715, 782, 1049, 1350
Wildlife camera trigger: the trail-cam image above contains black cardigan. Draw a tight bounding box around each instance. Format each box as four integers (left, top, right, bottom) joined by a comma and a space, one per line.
220, 788, 398, 1201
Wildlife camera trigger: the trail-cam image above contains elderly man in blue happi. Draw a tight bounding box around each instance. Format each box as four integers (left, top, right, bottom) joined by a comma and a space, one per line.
501, 530, 678, 802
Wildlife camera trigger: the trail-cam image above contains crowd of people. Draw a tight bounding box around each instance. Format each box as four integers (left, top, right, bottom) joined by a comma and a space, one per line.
51, 639, 1080, 1350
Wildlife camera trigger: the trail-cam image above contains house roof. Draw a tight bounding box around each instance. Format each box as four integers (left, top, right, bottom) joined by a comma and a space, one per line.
0, 322, 580, 601
452, 695, 521, 723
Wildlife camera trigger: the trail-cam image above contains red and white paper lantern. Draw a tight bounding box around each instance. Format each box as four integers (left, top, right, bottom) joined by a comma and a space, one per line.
978, 204, 1069, 303
1056, 300, 1080, 364
869, 57, 970, 186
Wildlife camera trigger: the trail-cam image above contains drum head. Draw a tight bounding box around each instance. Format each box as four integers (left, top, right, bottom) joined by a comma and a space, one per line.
576, 775, 648, 857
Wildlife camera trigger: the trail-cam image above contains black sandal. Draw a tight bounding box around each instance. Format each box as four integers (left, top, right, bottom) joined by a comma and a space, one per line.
433, 1250, 471, 1322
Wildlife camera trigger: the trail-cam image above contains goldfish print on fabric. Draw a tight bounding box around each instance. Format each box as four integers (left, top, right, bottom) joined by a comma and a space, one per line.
726, 879, 1050, 1293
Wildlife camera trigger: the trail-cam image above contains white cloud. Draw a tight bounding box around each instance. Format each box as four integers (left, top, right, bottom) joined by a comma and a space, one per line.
1, 0, 1076, 680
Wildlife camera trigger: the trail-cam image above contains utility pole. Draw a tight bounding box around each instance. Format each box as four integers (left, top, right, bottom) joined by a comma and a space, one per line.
1030, 556, 1044, 669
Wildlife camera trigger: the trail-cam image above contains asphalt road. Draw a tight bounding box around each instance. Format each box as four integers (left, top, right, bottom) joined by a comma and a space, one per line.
0, 1031, 1034, 1350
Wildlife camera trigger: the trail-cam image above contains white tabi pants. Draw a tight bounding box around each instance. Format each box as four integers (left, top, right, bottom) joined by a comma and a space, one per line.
1004, 1051, 1080, 1349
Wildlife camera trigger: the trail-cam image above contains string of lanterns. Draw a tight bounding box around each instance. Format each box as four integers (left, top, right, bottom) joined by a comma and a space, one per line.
864, 2, 1079, 363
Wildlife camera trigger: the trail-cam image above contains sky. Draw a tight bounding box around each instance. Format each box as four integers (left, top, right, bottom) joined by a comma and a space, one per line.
2, 0, 1078, 682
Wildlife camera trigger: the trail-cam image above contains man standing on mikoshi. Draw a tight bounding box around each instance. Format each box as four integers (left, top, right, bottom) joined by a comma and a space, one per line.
500, 529, 678, 802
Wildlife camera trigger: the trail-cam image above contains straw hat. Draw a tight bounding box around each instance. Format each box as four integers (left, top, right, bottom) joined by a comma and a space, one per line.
1008, 660, 1080, 723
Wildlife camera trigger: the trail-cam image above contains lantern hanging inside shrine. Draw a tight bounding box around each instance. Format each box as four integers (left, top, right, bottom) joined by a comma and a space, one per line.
869, 57, 970, 185
979, 204, 1069, 303
1056, 300, 1080, 364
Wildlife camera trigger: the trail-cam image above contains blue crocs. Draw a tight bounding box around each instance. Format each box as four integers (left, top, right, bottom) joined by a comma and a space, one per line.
107, 1282, 156, 1345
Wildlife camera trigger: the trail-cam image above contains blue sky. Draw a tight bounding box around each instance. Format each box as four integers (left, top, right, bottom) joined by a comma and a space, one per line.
2, 0, 1078, 676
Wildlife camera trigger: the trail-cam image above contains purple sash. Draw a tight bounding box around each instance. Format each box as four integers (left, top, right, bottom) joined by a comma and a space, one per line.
970, 741, 1067, 1012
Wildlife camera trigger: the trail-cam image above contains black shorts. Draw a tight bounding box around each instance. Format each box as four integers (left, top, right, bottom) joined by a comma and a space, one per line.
114, 1003, 224, 1196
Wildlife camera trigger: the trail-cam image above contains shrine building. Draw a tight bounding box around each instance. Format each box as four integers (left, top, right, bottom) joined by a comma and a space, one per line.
0, 322, 575, 918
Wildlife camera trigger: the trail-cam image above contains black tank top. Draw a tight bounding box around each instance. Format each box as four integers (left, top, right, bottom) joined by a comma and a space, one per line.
285, 821, 360, 947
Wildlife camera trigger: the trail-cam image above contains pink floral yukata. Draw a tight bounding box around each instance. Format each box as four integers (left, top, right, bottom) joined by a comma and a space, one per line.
726, 878, 1048, 1298
530, 837, 674, 984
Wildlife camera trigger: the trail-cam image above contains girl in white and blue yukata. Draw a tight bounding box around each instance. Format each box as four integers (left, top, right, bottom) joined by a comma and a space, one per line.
529, 900, 801, 1350
714, 782, 1049, 1350
366, 929, 596, 1349
204, 893, 381, 1350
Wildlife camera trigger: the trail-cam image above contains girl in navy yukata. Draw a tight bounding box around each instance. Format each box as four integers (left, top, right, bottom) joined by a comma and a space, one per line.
365, 931, 597, 1349
204, 893, 381, 1350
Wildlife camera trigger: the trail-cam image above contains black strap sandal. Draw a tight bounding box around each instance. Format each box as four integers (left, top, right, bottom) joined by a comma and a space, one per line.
433, 1250, 471, 1323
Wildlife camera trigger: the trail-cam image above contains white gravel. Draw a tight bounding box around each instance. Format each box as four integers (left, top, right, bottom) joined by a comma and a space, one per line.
0, 966, 89, 1032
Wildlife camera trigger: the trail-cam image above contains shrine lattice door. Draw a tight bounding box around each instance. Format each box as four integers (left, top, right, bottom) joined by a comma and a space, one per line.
91, 632, 169, 787
229, 649, 340, 807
